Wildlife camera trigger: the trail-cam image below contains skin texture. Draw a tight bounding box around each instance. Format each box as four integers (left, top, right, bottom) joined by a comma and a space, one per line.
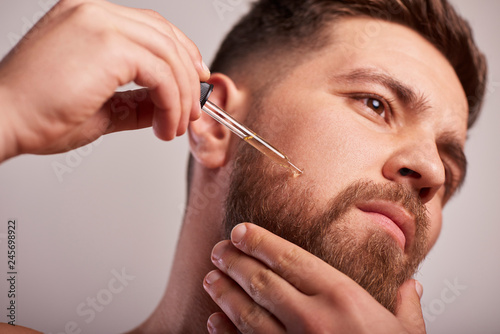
0, 4, 468, 334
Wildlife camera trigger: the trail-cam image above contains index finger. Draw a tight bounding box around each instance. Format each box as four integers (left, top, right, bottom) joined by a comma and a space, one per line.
82, 1, 211, 82
230, 223, 351, 296
170, 24, 211, 82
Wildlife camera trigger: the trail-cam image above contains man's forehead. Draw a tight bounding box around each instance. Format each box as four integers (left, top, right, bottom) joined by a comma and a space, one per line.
315, 17, 469, 132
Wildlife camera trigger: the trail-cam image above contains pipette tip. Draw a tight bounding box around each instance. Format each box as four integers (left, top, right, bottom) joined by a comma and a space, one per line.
287, 161, 303, 177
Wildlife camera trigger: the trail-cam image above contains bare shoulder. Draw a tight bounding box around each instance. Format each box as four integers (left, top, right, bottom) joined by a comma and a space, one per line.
0, 324, 42, 333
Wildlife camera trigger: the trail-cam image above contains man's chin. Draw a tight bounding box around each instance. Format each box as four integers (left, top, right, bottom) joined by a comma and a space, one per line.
313, 224, 409, 313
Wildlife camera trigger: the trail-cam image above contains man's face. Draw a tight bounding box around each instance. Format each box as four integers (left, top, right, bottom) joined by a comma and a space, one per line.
223, 18, 468, 312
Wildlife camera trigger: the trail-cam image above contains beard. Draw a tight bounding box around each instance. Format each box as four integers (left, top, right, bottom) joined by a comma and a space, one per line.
222, 141, 429, 313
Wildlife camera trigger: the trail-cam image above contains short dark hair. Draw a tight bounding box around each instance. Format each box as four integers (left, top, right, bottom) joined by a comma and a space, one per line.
211, 0, 487, 128
187, 0, 487, 192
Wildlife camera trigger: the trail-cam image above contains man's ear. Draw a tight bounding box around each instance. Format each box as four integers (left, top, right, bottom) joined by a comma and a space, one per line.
189, 73, 245, 169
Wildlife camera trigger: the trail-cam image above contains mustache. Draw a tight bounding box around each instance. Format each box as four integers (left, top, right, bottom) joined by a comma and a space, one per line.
322, 180, 428, 227
232, 141, 427, 225
227, 142, 429, 241
313, 179, 430, 255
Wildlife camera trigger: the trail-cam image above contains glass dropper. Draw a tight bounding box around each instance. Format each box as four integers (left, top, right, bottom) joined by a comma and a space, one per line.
199, 83, 303, 177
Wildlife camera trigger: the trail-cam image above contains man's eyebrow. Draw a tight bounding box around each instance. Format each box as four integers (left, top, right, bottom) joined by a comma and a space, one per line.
332, 68, 430, 111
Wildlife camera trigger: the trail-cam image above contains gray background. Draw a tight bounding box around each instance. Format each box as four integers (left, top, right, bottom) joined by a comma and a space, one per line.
0, 0, 498, 333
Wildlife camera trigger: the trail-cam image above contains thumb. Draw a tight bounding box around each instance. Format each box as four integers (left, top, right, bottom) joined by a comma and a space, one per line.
394, 279, 426, 334
104, 89, 155, 135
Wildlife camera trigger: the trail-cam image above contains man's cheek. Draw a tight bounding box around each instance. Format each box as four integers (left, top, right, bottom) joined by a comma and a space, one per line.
425, 200, 443, 251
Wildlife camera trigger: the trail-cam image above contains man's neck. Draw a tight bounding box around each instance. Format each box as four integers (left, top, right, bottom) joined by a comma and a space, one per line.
130, 168, 229, 333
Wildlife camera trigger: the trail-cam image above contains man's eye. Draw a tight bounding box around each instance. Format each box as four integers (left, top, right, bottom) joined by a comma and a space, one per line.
361, 97, 386, 117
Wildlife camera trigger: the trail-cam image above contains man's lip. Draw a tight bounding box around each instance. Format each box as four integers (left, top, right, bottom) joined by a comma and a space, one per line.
356, 201, 415, 251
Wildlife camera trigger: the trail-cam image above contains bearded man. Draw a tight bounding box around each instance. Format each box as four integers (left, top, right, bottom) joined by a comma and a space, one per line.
132, 0, 486, 333
0, 0, 486, 333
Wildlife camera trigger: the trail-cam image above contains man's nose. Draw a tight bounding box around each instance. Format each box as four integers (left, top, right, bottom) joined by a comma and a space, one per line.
382, 137, 445, 204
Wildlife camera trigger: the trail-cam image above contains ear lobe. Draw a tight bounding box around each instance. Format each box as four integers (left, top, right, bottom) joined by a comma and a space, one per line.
189, 73, 242, 169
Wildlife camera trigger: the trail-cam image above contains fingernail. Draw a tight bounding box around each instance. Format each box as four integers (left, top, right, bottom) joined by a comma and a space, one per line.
211, 241, 227, 262
209, 313, 222, 326
202, 60, 210, 74
205, 270, 222, 285
415, 280, 423, 299
231, 223, 247, 244
207, 313, 223, 332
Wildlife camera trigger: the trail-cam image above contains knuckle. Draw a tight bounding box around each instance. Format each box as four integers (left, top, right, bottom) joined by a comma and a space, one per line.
161, 35, 178, 54
141, 8, 164, 20
56, 0, 82, 12
162, 23, 176, 38
275, 248, 301, 276
248, 269, 273, 300
68, 3, 109, 33
72, 2, 103, 20
141, 9, 176, 36
222, 254, 238, 275
235, 303, 265, 332
245, 232, 266, 256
